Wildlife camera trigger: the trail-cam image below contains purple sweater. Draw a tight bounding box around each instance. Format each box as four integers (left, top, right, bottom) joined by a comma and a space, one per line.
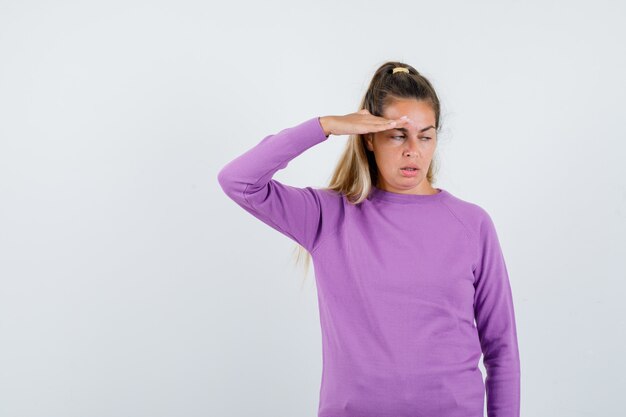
217, 116, 521, 417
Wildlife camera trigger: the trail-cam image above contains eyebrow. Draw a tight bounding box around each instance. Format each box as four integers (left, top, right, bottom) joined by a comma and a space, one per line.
393, 125, 436, 133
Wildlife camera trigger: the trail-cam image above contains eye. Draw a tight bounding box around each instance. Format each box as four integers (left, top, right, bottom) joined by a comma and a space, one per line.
391, 135, 432, 141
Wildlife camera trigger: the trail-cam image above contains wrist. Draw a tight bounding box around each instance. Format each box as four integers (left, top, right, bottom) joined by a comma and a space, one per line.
318, 116, 333, 137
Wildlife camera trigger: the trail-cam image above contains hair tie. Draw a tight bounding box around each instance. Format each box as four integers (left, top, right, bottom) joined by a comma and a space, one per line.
392, 67, 409, 74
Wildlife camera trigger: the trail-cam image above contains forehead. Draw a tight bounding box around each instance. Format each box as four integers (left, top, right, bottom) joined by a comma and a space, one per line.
382, 99, 435, 127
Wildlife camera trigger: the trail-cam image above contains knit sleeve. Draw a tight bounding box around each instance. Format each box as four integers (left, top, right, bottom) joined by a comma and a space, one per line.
472, 210, 521, 417
217, 116, 330, 253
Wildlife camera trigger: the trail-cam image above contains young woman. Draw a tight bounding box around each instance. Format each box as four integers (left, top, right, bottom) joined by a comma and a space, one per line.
217, 61, 521, 417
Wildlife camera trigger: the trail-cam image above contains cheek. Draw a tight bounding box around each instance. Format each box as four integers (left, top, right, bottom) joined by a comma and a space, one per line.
373, 143, 393, 156
374, 150, 398, 171
419, 140, 437, 154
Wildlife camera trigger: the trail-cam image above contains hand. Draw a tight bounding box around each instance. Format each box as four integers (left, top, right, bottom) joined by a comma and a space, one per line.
319, 109, 411, 137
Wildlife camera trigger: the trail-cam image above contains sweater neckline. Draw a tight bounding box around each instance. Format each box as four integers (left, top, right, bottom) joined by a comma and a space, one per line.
369, 185, 449, 204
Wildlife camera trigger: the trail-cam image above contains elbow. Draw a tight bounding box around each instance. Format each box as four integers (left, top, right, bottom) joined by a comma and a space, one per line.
217, 165, 237, 196
217, 163, 250, 203
216, 165, 231, 192
482, 340, 521, 374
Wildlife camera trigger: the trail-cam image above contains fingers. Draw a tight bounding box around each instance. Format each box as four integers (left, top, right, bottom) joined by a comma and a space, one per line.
371, 119, 402, 132
388, 115, 416, 128
381, 116, 411, 128
356, 109, 414, 133
374, 121, 396, 131
371, 116, 416, 134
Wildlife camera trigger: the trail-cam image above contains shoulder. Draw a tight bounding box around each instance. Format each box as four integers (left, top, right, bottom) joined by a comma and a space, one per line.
439, 190, 495, 239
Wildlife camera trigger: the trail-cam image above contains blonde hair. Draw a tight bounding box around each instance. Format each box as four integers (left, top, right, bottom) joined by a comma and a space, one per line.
292, 61, 443, 283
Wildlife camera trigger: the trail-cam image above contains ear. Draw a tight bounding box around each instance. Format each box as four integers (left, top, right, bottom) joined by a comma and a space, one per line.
365, 133, 374, 152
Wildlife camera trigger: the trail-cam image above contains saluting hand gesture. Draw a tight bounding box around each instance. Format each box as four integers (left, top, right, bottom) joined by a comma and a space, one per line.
319, 109, 412, 137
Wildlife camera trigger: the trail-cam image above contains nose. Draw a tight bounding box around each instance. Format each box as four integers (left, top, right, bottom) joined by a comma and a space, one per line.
403, 137, 421, 157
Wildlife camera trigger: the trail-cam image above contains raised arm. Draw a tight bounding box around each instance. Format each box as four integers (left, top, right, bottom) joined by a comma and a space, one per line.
216, 116, 331, 253
217, 111, 409, 253
472, 210, 521, 417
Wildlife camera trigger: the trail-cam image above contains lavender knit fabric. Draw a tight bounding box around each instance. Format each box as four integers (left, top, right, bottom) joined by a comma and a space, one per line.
217, 116, 521, 417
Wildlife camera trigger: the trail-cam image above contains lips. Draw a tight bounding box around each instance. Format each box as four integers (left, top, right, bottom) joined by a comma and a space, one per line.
400, 166, 419, 177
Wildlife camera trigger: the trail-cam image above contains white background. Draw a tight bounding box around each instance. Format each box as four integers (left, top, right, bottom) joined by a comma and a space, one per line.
1, 1, 625, 416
